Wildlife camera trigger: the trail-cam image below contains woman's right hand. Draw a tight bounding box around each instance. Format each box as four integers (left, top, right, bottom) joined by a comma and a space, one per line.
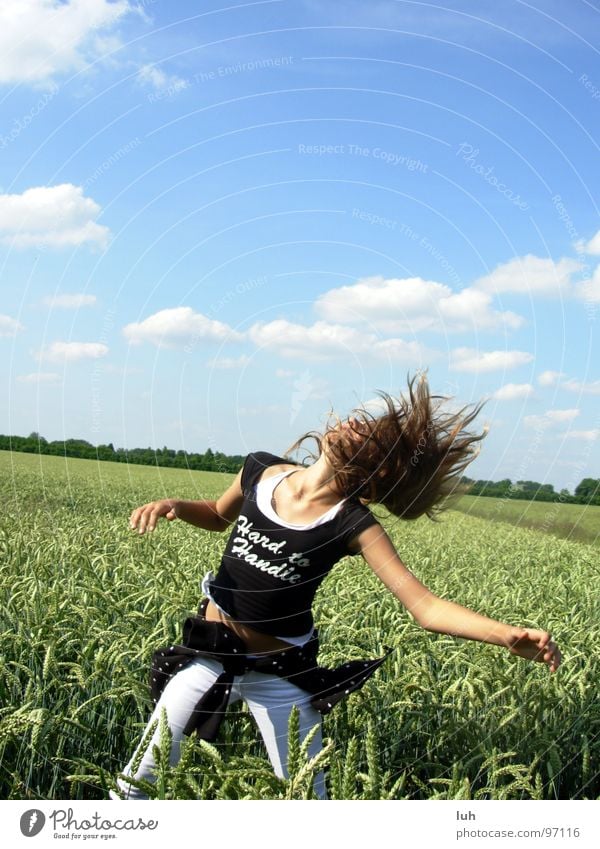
129, 500, 178, 534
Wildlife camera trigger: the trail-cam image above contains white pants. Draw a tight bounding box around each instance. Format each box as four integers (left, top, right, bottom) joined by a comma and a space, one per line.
116, 656, 327, 799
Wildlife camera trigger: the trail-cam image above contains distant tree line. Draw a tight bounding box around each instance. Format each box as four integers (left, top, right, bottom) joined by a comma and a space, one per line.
1, 433, 599, 505
461, 476, 600, 506
0, 433, 244, 474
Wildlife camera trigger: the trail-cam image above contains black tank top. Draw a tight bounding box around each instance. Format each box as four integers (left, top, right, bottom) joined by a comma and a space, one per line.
207, 451, 380, 637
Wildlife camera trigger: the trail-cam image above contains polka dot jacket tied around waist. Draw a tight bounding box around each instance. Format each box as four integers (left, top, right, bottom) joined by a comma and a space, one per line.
150, 598, 392, 741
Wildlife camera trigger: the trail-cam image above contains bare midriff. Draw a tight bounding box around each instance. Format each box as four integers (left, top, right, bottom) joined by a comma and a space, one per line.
204, 600, 295, 655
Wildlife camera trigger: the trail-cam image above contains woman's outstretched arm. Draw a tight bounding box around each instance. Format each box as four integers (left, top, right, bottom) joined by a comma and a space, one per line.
129, 470, 244, 534
354, 523, 561, 673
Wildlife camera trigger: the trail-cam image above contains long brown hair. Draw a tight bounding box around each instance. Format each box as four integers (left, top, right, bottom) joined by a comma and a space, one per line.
286, 374, 486, 520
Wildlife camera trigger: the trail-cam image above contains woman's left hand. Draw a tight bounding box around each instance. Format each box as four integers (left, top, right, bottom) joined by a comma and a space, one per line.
506, 628, 561, 672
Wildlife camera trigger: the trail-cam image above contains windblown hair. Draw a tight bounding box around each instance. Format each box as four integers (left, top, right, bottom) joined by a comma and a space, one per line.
286, 374, 487, 520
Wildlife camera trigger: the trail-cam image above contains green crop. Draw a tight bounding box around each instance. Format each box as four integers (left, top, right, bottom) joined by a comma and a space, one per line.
0, 451, 597, 800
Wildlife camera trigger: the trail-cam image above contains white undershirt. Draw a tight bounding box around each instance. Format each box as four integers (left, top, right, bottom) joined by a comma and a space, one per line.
256, 468, 346, 529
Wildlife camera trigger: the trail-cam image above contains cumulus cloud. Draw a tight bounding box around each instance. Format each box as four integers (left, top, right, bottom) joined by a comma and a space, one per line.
123, 307, 242, 348
316, 275, 446, 324
567, 429, 600, 441
315, 275, 523, 333
544, 409, 580, 423
248, 319, 366, 360
524, 409, 580, 429
0, 0, 132, 86
373, 337, 432, 361
537, 370, 564, 387
137, 63, 189, 95
42, 293, 97, 308
438, 287, 522, 331
574, 263, 600, 303
492, 383, 534, 401
38, 341, 109, 362
575, 229, 600, 255
450, 348, 534, 373
17, 372, 61, 384
560, 378, 600, 395
474, 255, 582, 296
538, 371, 600, 395
247, 318, 429, 362
0, 314, 25, 336
0, 184, 109, 249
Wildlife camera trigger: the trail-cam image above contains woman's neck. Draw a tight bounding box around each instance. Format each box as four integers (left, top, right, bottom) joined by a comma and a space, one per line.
286, 452, 343, 505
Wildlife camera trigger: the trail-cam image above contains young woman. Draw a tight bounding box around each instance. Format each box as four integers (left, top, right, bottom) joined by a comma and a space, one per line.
112, 376, 561, 800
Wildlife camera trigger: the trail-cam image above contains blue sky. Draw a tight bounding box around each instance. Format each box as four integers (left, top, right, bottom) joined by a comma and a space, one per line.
1, 0, 599, 490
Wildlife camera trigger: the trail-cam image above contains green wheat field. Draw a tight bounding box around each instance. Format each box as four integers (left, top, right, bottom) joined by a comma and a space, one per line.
0, 450, 598, 800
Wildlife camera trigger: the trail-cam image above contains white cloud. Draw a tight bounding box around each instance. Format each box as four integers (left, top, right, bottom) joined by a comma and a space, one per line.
248, 319, 366, 360
576, 230, 600, 255
0, 0, 132, 86
545, 409, 580, 423
566, 429, 600, 441
315, 275, 523, 333
206, 355, 250, 369
275, 368, 294, 378
38, 341, 109, 362
475, 254, 582, 296
538, 370, 564, 387
316, 275, 446, 324
247, 318, 428, 362
574, 263, 600, 303
42, 293, 97, 308
0, 184, 109, 249
137, 63, 189, 95
560, 378, 600, 395
438, 287, 523, 331
0, 314, 25, 336
524, 409, 580, 429
450, 348, 534, 373
123, 307, 242, 348
539, 372, 600, 395
17, 372, 61, 384
373, 337, 431, 361
492, 383, 534, 401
